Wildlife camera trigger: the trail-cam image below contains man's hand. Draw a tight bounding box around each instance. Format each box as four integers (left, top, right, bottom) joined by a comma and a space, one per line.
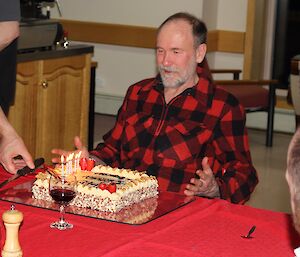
51, 136, 89, 164
184, 157, 220, 198
0, 21, 19, 51
0, 130, 34, 174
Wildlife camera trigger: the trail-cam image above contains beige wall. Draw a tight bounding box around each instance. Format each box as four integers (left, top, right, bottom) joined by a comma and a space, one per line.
51, 0, 248, 96
203, 0, 247, 78
52, 0, 204, 26
51, 0, 204, 96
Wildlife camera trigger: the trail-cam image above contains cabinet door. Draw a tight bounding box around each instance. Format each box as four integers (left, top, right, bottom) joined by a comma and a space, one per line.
8, 61, 41, 158
36, 54, 91, 163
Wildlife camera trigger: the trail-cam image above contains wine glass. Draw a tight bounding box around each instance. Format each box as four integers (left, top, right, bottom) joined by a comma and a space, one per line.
49, 173, 77, 230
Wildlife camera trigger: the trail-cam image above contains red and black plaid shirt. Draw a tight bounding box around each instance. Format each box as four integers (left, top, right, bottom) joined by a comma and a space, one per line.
91, 69, 258, 204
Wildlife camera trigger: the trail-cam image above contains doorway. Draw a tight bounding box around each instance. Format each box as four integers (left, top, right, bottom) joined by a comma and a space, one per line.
272, 0, 300, 89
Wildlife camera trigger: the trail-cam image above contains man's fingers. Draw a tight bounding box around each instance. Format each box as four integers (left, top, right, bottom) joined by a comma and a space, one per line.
3, 160, 17, 174
186, 181, 202, 194
201, 157, 214, 177
74, 136, 84, 150
184, 189, 195, 196
51, 148, 68, 156
51, 137, 89, 164
51, 157, 61, 164
51, 149, 70, 164
20, 153, 34, 169
186, 159, 219, 199
184, 183, 198, 196
190, 177, 203, 187
1, 155, 28, 174
13, 161, 27, 170
201, 157, 210, 170
74, 136, 90, 159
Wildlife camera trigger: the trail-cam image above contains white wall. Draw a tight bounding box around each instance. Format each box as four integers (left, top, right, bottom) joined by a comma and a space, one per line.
204, 0, 247, 78
216, 0, 248, 31
52, 0, 204, 26
51, 0, 204, 98
51, 0, 249, 99
203, 0, 247, 31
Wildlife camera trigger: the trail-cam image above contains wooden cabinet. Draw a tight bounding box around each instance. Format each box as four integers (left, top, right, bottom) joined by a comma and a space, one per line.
9, 53, 92, 163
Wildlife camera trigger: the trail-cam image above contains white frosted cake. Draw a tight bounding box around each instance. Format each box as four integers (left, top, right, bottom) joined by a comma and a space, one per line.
32, 164, 158, 213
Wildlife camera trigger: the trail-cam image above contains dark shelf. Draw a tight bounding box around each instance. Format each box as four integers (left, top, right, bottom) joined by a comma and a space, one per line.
17, 44, 94, 63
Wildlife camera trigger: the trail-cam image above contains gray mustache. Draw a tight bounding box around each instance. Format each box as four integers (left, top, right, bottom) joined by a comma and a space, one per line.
159, 65, 179, 72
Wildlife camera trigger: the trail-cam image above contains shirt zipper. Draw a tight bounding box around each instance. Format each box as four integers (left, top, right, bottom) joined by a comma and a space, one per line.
154, 94, 180, 137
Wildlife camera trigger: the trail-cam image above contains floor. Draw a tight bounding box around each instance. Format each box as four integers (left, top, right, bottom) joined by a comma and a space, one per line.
93, 114, 292, 214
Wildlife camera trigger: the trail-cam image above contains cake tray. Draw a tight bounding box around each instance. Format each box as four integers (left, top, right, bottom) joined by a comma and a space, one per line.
0, 181, 195, 225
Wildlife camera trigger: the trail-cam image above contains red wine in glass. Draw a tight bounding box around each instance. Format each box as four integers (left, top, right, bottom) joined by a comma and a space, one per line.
50, 188, 76, 204
49, 173, 77, 230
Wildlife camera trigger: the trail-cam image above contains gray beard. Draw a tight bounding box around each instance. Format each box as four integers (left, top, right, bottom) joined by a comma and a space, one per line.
161, 76, 185, 88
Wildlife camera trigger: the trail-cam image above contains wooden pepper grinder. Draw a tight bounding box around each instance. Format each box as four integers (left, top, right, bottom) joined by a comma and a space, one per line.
2, 205, 23, 257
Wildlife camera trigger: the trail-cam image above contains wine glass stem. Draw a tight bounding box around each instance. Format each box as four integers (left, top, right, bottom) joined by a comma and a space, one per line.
59, 204, 65, 222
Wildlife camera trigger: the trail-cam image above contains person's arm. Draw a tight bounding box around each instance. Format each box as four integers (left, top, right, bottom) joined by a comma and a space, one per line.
0, 108, 34, 173
0, 21, 19, 51
184, 91, 257, 203
212, 102, 258, 204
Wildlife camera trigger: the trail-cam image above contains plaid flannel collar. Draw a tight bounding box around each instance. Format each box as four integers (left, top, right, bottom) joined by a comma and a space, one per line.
138, 72, 215, 108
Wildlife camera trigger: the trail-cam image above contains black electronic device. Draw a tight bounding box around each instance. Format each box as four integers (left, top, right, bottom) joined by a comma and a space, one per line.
18, 0, 63, 52
20, 0, 61, 20
18, 20, 63, 52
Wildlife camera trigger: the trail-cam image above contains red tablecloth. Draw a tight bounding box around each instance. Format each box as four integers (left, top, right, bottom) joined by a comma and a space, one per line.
0, 168, 299, 257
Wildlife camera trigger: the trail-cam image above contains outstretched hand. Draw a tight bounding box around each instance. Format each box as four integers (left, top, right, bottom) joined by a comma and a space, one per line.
51, 136, 89, 164
0, 107, 34, 174
0, 129, 34, 174
184, 157, 220, 198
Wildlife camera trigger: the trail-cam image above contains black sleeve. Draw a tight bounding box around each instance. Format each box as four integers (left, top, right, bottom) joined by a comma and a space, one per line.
0, 0, 21, 21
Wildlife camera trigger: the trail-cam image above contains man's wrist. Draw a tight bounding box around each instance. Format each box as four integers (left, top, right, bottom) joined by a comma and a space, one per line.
88, 154, 105, 166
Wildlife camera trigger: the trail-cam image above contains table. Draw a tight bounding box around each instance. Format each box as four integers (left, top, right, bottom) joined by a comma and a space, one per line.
0, 168, 299, 257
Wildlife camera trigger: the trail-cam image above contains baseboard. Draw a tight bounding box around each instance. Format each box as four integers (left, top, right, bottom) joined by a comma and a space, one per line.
95, 93, 296, 133
246, 108, 295, 134
95, 93, 124, 115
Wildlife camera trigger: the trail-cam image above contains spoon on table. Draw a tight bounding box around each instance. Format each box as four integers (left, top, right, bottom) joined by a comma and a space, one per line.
241, 225, 256, 239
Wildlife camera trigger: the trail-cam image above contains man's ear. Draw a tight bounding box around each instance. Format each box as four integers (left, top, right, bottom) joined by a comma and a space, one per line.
196, 43, 207, 63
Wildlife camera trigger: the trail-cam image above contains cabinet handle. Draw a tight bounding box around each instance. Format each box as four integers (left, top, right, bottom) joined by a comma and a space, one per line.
41, 80, 48, 88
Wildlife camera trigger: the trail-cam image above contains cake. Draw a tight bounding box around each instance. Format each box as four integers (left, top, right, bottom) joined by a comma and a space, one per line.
32, 164, 158, 213
68, 196, 158, 224
28, 193, 158, 224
